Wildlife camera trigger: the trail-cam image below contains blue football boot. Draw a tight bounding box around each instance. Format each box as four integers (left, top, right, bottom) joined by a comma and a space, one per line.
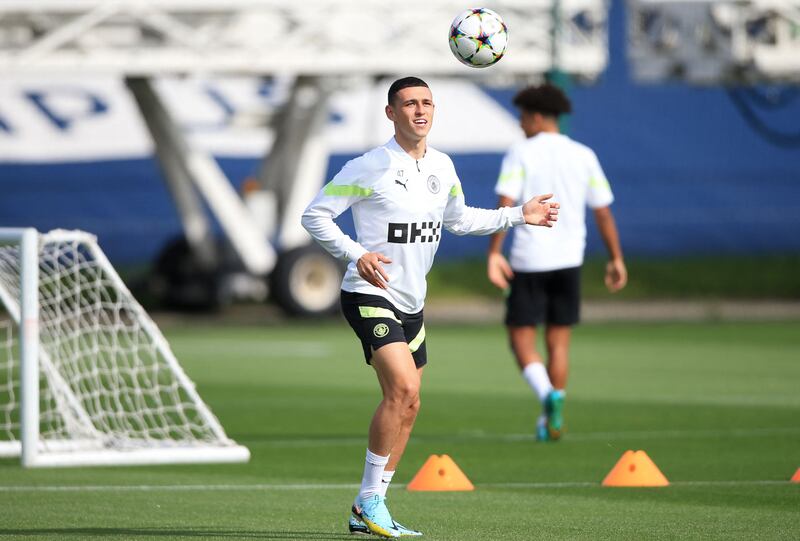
353, 495, 400, 538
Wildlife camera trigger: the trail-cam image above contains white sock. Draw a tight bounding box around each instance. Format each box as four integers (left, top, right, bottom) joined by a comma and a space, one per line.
522, 362, 553, 403
379, 470, 395, 498
358, 449, 389, 501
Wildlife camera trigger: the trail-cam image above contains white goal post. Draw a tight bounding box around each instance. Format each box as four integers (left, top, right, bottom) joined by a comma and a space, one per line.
0, 228, 249, 467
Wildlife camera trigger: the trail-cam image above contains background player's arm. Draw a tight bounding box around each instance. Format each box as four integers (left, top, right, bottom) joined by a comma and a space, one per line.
487, 195, 516, 290
593, 206, 627, 292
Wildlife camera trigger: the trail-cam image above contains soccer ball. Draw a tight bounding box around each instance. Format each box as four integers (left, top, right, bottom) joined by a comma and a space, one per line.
448, 8, 508, 68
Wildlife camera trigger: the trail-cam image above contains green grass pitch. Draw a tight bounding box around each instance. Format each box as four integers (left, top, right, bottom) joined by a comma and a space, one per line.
1, 320, 799, 540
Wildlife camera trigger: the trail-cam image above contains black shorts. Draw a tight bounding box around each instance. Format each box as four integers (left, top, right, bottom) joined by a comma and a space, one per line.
505, 266, 581, 327
340, 291, 427, 368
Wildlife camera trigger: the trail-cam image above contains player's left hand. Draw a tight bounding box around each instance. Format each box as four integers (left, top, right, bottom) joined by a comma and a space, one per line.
605, 258, 628, 292
356, 252, 392, 290
522, 193, 559, 227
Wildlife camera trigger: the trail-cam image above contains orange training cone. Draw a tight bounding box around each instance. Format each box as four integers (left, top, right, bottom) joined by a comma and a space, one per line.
791, 468, 800, 483
602, 450, 669, 487
406, 454, 475, 491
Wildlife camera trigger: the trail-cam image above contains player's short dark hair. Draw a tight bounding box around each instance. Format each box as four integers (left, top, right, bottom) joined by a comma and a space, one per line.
513, 83, 572, 117
387, 77, 429, 105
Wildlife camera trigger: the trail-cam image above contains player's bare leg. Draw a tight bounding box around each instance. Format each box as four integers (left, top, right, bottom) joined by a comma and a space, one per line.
545, 325, 571, 390
368, 342, 421, 457
351, 342, 422, 537
508, 325, 541, 370
508, 326, 556, 440
376, 365, 424, 475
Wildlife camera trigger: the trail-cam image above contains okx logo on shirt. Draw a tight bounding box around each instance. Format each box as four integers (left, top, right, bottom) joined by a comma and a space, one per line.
387, 222, 442, 244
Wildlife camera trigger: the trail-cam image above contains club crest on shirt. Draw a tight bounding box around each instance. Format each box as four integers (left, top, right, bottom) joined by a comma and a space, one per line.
427, 175, 440, 194
373, 323, 390, 338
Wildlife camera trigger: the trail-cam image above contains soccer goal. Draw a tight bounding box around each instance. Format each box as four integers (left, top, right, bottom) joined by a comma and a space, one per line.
0, 228, 249, 467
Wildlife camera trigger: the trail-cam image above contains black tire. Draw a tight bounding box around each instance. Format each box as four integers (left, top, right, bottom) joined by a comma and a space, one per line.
270, 244, 344, 317
147, 237, 224, 311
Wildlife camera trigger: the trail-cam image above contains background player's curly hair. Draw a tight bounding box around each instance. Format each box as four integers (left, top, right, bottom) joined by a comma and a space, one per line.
513, 83, 572, 117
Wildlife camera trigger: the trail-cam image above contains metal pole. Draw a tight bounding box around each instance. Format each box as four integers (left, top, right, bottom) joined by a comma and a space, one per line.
548, 0, 572, 134
19, 228, 40, 467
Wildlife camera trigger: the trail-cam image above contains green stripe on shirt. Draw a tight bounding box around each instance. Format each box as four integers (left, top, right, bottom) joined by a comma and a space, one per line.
323, 182, 374, 197
589, 176, 610, 190
497, 168, 524, 184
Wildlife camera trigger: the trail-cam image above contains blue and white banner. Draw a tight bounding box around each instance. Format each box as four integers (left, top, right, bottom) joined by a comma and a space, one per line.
0, 76, 521, 163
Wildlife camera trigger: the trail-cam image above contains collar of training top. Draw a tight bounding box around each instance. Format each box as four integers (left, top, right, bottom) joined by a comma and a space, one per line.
387, 137, 427, 169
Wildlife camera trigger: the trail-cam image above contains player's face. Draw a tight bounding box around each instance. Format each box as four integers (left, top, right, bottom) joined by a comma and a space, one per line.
519, 110, 541, 137
386, 86, 435, 143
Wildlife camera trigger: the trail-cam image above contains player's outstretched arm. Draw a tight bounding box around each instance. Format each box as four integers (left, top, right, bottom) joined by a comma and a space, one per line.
356, 252, 392, 290
522, 193, 560, 227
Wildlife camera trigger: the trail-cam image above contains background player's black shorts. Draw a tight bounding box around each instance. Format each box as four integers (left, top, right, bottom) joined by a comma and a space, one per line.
340, 291, 427, 368
505, 266, 581, 327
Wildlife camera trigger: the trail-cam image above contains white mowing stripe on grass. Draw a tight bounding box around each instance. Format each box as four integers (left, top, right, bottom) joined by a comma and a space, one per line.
0, 480, 790, 493
497, 426, 800, 443
255, 426, 800, 447
0, 483, 360, 493
481, 480, 790, 489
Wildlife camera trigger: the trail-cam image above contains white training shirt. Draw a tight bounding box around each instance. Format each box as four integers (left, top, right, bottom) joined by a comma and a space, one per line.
302, 137, 525, 313
495, 132, 614, 272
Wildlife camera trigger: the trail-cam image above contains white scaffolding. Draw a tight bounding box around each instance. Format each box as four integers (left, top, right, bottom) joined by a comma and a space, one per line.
0, 0, 609, 80
628, 0, 800, 84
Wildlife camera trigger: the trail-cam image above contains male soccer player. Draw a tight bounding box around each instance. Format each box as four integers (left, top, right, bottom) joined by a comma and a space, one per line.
301, 77, 559, 538
486, 83, 627, 442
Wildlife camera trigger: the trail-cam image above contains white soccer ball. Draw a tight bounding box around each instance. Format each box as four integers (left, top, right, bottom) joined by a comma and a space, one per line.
448, 8, 508, 68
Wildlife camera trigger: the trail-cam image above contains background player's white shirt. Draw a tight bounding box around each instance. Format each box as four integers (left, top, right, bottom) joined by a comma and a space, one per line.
302, 137, 525, 313
495, 132, 614, 272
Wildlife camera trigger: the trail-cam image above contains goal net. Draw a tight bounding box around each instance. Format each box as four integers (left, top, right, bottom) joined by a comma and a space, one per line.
0, 228, 249, 467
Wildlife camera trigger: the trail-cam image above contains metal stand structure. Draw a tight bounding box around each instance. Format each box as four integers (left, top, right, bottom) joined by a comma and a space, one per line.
0, 0, 610, 314
628, 0, 800, 84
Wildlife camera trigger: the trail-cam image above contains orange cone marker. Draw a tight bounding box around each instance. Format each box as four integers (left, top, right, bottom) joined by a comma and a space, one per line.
791, 468, 800, 483
406, 454, 475, 491
602, 450, 669, 487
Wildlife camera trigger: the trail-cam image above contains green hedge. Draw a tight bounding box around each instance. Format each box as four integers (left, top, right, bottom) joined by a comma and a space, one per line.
426, 255, 800, 300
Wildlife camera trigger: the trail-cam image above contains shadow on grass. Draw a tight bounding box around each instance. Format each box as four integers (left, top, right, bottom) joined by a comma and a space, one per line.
0, 527, 353, 539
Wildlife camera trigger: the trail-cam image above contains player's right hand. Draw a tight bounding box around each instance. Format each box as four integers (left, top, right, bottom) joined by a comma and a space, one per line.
357, 252, 392, 290
487, 252, 514, 290
522, 193, 559, 227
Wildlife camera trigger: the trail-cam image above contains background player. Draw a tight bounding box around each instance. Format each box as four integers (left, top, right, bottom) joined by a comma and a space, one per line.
486, 83, 627, 442
302, 77, 559, 537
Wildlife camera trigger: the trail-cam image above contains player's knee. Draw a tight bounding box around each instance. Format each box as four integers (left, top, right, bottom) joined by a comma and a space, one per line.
408, 394, 421, 415
386, 380, 419, 408
400, 394, 421, 425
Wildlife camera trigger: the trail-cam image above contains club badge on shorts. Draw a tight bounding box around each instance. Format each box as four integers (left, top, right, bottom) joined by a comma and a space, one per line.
373, 323, 389, 338
427, 175, 440, 194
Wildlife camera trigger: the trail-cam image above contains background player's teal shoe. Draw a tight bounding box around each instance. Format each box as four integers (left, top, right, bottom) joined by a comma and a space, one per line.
545, 390, 565, 440
536, 418, 550, 442
353, 495, 400, 538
